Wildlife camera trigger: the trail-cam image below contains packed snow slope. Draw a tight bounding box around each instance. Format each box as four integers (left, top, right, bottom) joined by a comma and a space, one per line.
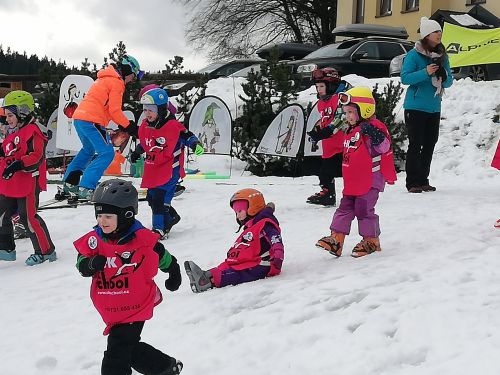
1, 77, 499, 375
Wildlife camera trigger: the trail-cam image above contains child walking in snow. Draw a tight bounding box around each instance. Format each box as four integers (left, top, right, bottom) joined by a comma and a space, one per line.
306, 67, 351, 206
130, 88, 204, 239
316, 87, 397, 258
74, 179, 183, 375
184, 189, 284, 293
0, 90, 56, 265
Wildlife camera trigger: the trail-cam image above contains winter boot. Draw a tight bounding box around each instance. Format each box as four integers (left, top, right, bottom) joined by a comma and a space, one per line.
25, 251, 57, 266
316, 232, 345, 257
420, 184, 437, 192
351, 238, 381, 258
184, 260, 214, 293
0, 250, 16, 261
307, 188, 336, 206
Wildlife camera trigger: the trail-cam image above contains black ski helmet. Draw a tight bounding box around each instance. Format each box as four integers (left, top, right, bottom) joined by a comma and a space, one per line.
92, 179, 138, 215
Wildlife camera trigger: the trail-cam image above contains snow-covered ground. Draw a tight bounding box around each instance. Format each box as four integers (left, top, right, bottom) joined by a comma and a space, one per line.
1, 77, 500, 375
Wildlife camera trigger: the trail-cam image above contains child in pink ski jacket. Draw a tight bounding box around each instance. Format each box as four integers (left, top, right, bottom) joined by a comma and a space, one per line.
316, 87, 397, 258
492, 138, 500, 228
184, 188, 285, 293
74, 179, 183, 375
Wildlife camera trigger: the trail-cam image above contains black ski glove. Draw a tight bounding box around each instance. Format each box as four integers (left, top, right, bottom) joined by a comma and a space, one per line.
164, 255, 182, 291
119, 120, 138, 138
89, 255, 106, 272
2, 160, 24, 179
130, 149, 142, 164
360, 122, 385, 146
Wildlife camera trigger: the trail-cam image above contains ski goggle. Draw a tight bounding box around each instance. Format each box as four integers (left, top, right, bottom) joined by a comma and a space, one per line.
338, 92, 375, 106
311, 69, 340, 81
122, 55, 145, 80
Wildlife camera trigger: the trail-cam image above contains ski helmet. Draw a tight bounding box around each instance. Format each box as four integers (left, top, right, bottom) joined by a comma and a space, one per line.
230, 189, 266, 216
92, 178, 138, 215
139, 84, 160, 99
311, 67, 341, 95
2, 90, 35, 120
140, 88, 169, 106
338, 87, 376, 120
120, 54, 144, 80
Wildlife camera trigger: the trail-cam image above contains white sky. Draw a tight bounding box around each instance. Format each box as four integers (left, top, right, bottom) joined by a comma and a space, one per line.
0, 0, 208, 72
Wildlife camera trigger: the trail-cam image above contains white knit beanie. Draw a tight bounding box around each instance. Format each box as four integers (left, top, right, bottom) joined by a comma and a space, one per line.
420, 17, 442, 39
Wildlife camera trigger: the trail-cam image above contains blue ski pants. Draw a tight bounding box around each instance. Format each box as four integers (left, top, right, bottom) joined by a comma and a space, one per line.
64, 119, 114, 190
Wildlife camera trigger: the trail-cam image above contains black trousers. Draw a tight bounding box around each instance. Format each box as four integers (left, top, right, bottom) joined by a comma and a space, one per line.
404, 110, 440, 189
319, 153, 343, 194
102, 321, 174, 375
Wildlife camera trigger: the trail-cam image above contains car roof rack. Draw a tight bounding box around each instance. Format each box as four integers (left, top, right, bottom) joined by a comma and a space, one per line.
332, 24, 409, 39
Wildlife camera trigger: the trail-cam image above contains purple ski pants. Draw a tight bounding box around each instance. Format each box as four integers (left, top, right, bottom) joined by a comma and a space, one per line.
330, 187, 381, 238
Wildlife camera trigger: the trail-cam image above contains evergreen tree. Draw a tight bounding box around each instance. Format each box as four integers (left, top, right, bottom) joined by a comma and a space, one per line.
372, 81, 406, 171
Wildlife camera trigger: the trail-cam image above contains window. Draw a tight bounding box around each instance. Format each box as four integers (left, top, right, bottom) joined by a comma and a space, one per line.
404, 0, 419, 11
354, 42, 380, 59
379, 0, 392, 16
378, 42, 405, 60
467, 0, 486, 4
356, 0, 365, 23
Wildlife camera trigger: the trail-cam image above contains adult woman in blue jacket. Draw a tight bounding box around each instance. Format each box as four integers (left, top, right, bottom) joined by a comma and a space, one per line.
401, 17, 453, 193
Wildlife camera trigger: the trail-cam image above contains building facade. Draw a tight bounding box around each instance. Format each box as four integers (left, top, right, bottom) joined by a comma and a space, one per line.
337, 0, 500, 41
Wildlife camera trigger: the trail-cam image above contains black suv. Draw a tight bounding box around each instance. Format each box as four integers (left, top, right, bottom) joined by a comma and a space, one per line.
288, 36, 414, 88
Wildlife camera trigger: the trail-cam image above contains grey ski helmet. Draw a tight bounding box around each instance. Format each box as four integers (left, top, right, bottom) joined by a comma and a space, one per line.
92, 179, 138, 215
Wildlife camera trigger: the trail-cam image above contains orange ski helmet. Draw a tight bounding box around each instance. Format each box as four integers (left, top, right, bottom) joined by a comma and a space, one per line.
230, 188, 266, 216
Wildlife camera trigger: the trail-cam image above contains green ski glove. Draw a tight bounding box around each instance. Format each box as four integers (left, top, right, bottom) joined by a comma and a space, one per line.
194, 144, 205, 156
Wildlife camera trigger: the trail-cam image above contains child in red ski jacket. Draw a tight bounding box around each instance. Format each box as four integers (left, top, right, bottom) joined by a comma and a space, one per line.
74, 179, 183, 375
306, 67, 351, 206
316, 87, 397, 258
130, 87, 203, 239
184, 188, 284, 293
0, 90, 56, 265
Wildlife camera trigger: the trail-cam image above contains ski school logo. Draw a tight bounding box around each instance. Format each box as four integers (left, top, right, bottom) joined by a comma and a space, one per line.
156, 137, 166, 145
243, 232, 254, 242
88, 236, 98, 250
96, 250, 145, 290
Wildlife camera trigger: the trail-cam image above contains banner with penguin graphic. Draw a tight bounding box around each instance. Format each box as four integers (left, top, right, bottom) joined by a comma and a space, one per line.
188, 96, 232, 155
256, 104, 305, 157
56, 75, 94, 151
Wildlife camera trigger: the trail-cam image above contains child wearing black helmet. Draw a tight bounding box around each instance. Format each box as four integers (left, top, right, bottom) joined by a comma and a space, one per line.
306, 67, 351, 206
184, 188, 284, 293
74, 178, 183, 375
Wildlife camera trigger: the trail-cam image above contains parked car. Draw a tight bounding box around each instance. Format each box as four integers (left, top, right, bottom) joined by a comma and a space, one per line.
288, 36, 414, 88
390, 53, 500, 81
228, 63, 262, 78
256, 42, 319, 61
165, 59, 264, 94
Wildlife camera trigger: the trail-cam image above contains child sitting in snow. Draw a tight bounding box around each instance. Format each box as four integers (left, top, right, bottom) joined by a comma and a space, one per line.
130, 87, 204, 239
316, 87, 397, 258
184, 188, 284, 293
74, 179, 183, 375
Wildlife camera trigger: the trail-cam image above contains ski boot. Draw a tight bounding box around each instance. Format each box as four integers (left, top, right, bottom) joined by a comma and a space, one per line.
174, 183, 186, 197
55, 183, 78, 200
351, 238, 381, 258
184, 260, 214, 293
307, 188, 336, 206
0, 250, 16, 261
25, 251, 57, 266
13, 222, 28, 240
316, 232, 345, 257
78, 187, 94, 200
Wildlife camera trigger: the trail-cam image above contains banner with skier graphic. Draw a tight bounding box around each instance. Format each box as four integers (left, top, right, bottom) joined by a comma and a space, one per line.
188, 96, 232, 155
56, 75, 94, 151
256, 104, 305, 157
45, 108, 76, 159
304, 101, 323, 156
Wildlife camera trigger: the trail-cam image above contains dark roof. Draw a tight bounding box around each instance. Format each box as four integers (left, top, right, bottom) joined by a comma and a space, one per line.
430, 4, 500, 29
